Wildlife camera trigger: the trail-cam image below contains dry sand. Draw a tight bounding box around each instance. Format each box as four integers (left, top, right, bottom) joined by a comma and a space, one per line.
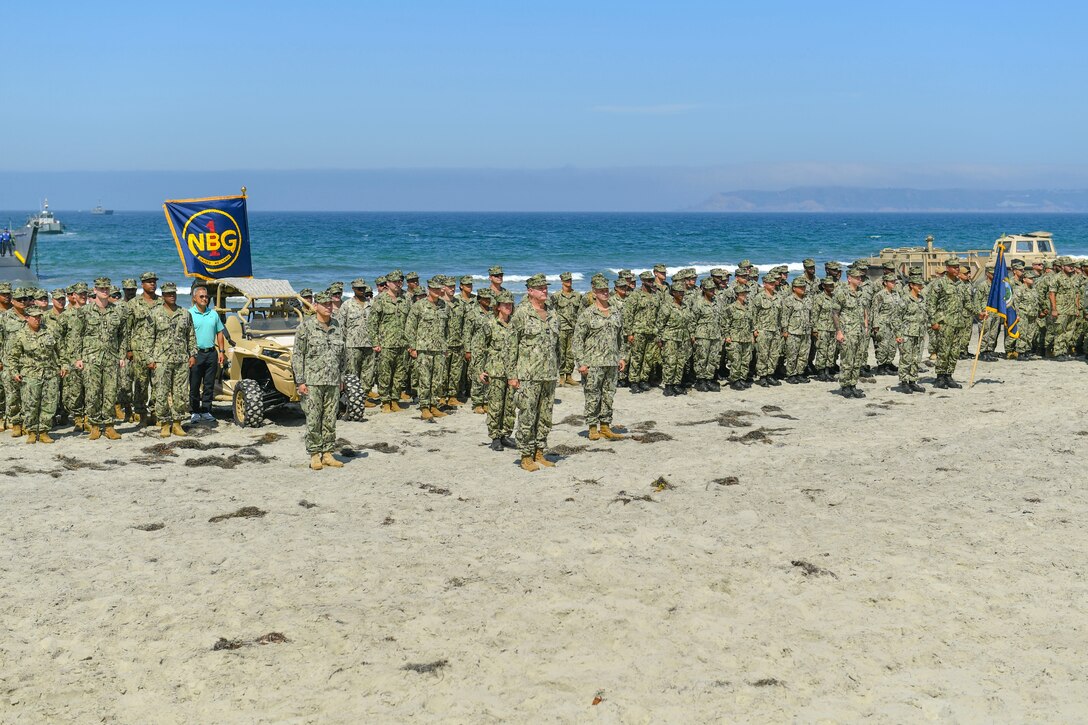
2, 356, 1087, 723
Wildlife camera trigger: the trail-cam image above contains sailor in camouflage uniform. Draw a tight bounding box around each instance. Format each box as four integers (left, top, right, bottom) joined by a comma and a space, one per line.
9, 307, 67, 443
62, 282, 88, 429
337, 278, 375, 407
781, 276, 812, 384
552, 271, 581, 387
73, 277, 128, 440
406, 276, 450, 420
752, 274, 783, 387
810, 277, 838, 381
610, 276, 633, 387
926, 259, 967, 389
477, 291, 516, 451
465, 288, 492, 413
572, 276, 627, 441
367, 270, 411, 411
0, 282, 10, 428
832, 268, 869, 398
2, 287, 32, 436
147, 282, 197, 438
722, 281, 755, 390
624, 271, 659, 393
440, 276, 468, 406
892, 271, 928, 393
124, 271, 160, 425
691, 278, 723, 392
870, 273, 902, 374
656, 281, 695, 396
507, 274, 560, 472
293, 291, 346, 471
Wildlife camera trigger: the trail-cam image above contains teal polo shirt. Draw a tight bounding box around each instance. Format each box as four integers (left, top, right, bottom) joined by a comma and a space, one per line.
189, 305, 225, 349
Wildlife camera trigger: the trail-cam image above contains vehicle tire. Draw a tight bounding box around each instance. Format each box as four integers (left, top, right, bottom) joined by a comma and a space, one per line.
340, 375, 367, 421
233, 378, 266, 427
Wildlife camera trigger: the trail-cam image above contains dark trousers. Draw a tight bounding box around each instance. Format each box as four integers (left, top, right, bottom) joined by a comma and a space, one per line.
189, 349, 218, 413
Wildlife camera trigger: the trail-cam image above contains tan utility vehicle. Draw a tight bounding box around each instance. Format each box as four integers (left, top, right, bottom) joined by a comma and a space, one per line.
205, 277, 367, 427
863, 232, 1059, 282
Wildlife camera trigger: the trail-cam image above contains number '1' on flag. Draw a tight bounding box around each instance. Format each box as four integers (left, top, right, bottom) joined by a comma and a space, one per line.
163, 190, 252, 280
985, 241, 1018, 339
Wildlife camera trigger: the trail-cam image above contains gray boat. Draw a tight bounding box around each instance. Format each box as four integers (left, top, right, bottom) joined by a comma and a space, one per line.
26, 198, 64, 234
0, 224, 40, 285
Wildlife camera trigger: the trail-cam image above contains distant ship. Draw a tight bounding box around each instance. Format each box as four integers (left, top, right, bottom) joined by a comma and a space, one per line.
26, 198, 64, 234
91, 202, 114, 215
0, 224, 40, 285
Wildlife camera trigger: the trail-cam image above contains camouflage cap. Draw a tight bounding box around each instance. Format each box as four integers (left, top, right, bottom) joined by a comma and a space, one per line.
328, 282, 344, 293
351, 277, 367, 289
0, 282, 11, 294
427, 275, 444, 288
25, 307, 43, 318
652, 263, 667, 273
669, 281, 686, 293
161, 282, 178, 293
122, 278, 138, 290
109, 285, 121, 296
591, 277, 609, 290
94, 276, 112, 289
821, 276, 836, 286
375, 275, 388, 285
614, 277, 632, 288
1007, 259, 1023, 269
909, 266, 923, 276
476, 288, 493, 301
881, 261, 896, 271
639, 270, 654, 282
734, 280, 751, 292
944, 257, 959, 267
488, 266, 503, 276
882, 273, 897, 282
774, 265, 789, 274
32, 287, 48, 299
958, 261, 970, 270
619, 268, 634, 278
559, 271, 572, 281
72, 282, 88, 293
791, 277, 807, 287
762, 274, 777, 284
525, 273, 548, 288
12, 287, 28, 299
405, 271, 419, 281
985, 261, 996, 270
299, 288, 314, 297
1024, 270, 1039, 280
51, 288, 66, 299
460, 275, 474, 286
313, 290, 333, 304
737, 259, 752, 268
386, 270, 404, 282
700, 278, 717, 291
709, 267, 727, 278
803, 258, 816, 268
140, 271, 158, 282
495, 291, 514, 304
1040, 260, 1052, 269
847, 268, 865, 278
908, 273, 924, 285
825, 261, 842, 271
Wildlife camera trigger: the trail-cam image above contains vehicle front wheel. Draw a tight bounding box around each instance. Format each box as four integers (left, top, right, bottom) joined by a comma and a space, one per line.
340, 375, 367, 421
233, 379, 266, 427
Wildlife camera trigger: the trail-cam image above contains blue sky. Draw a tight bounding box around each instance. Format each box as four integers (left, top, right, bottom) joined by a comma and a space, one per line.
3, 1, 1087, 207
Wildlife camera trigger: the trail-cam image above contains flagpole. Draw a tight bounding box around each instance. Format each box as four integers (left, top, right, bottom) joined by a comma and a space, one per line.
969, 316, 988, 387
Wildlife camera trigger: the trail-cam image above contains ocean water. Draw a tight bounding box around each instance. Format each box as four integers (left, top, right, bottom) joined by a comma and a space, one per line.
10, 211, 1088, 293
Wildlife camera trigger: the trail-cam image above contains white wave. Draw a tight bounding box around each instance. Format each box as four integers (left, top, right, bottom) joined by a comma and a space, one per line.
608, 262, 805, 276
470, 272, 584, 282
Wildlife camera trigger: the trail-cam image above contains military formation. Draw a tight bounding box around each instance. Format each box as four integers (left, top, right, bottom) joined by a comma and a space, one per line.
3, 254, 1085, 471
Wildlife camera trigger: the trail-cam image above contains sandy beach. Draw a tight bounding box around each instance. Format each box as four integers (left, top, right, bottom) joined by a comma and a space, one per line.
2, 354, 1087, 723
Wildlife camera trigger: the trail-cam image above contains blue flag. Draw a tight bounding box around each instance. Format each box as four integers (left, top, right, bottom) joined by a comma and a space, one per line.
163, 192, 252, 279
985, 241, 1018, 339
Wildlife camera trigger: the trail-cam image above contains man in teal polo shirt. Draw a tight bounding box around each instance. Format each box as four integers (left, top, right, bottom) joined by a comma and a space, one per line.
188, 284, 226, 422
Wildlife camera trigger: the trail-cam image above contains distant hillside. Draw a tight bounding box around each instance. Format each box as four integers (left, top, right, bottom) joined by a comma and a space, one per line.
686, 187, 1088, 212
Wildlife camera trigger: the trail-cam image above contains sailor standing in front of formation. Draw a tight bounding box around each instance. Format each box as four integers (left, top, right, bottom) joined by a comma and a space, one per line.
9, 307, 67, 444
73, 278, 127, 440
148, 282, 196, 438
507, 274, 560, 472
572, 276, 627, 442
293, 291, 346, 471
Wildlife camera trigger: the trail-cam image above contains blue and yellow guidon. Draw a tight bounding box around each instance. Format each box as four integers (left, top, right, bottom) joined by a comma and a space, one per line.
163, 192, 252, 279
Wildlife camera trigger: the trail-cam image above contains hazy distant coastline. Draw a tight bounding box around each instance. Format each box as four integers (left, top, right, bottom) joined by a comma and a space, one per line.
686, 187, 1088, 213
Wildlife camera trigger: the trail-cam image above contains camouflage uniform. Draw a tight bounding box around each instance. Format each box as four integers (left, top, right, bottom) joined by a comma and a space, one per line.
656, 285, 694, 388
572, 293, 626, 427
894, 283, 928, 385
781, 282, 812, 379
1051, 265, 1080, 355
926, 266, 969, 383
464, 291, 493, 409
443, 284, 468, 400
1, 305, 29, 428
833, 274, 868, 393
477, 305, 515, 441
811, 282, 839, 376
870, 282, 901, 369
61, 288, 87, 423
507, 282, 560, 458
691, 282, 723, 384
752, 281, 783, 381
406, 289, 449, 411
337, 290, 374, 395
722, 291, 755, 385
624, 277, 659, 387
73, 296, 129, 428
292, 312, 346, 456
127, 290, 161, 421
148, 302, 197, 424
367, 285, 410, 404
551, 283, 582, 380
9, 314, 65, 434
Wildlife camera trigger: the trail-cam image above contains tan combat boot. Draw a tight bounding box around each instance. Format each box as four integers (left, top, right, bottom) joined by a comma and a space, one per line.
114, 404, 125, 420
392, 401, 408, 412
25, 432, 37, 444
520, 455, 539, 472
473, 405, 486, 414
446, 397, 463, 407
420, 407, 433, 420
310, 454, 323, 471
38, 432, 54, 444
599, 424, 626, 441
381, 402, 393, 413
364, 398, 379, 408
104, 426, 122, 440
171, 422, 186, 437
399, 391, 412, 402
88, 425, 101, 441
129, 411, 141, 424
429, 406, 447, 418
73, 417, 84, 431
321, 452, 344, 468
0, 418, 6, 431
160, 423, 172, 438
535, 450, 555, 467
587, 425, 601, 441
11, 423, 23, 438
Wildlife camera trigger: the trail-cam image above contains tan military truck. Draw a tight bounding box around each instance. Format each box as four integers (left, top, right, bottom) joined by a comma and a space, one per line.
203, 277, 367, 427
862, 232, 1059, 282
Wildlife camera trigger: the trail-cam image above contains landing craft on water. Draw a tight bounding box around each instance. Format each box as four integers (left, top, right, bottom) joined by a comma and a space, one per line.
0, 225, 40, 285
26, 199, 64, 234
863, 232, 1059, 282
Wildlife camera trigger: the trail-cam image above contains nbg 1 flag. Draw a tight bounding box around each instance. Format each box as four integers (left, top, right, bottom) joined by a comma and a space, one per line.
984, 241, 1018, 339
163, 191, 252, 279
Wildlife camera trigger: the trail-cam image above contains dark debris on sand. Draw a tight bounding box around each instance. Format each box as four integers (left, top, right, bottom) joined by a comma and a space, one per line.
611, 490, 656, 505
651, 476, 676, 491
132, 522, 165, 531
710, 476, 740, 487
791, 560, 838, 578
728, 427, 789, 445
550, 444, 615, 457
208, 506, 267, 523
402, 659, 449, 674
632, 431, 673, 444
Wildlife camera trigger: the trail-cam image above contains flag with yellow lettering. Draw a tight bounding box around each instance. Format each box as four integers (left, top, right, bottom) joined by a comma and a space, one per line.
163, 192, 252, 279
